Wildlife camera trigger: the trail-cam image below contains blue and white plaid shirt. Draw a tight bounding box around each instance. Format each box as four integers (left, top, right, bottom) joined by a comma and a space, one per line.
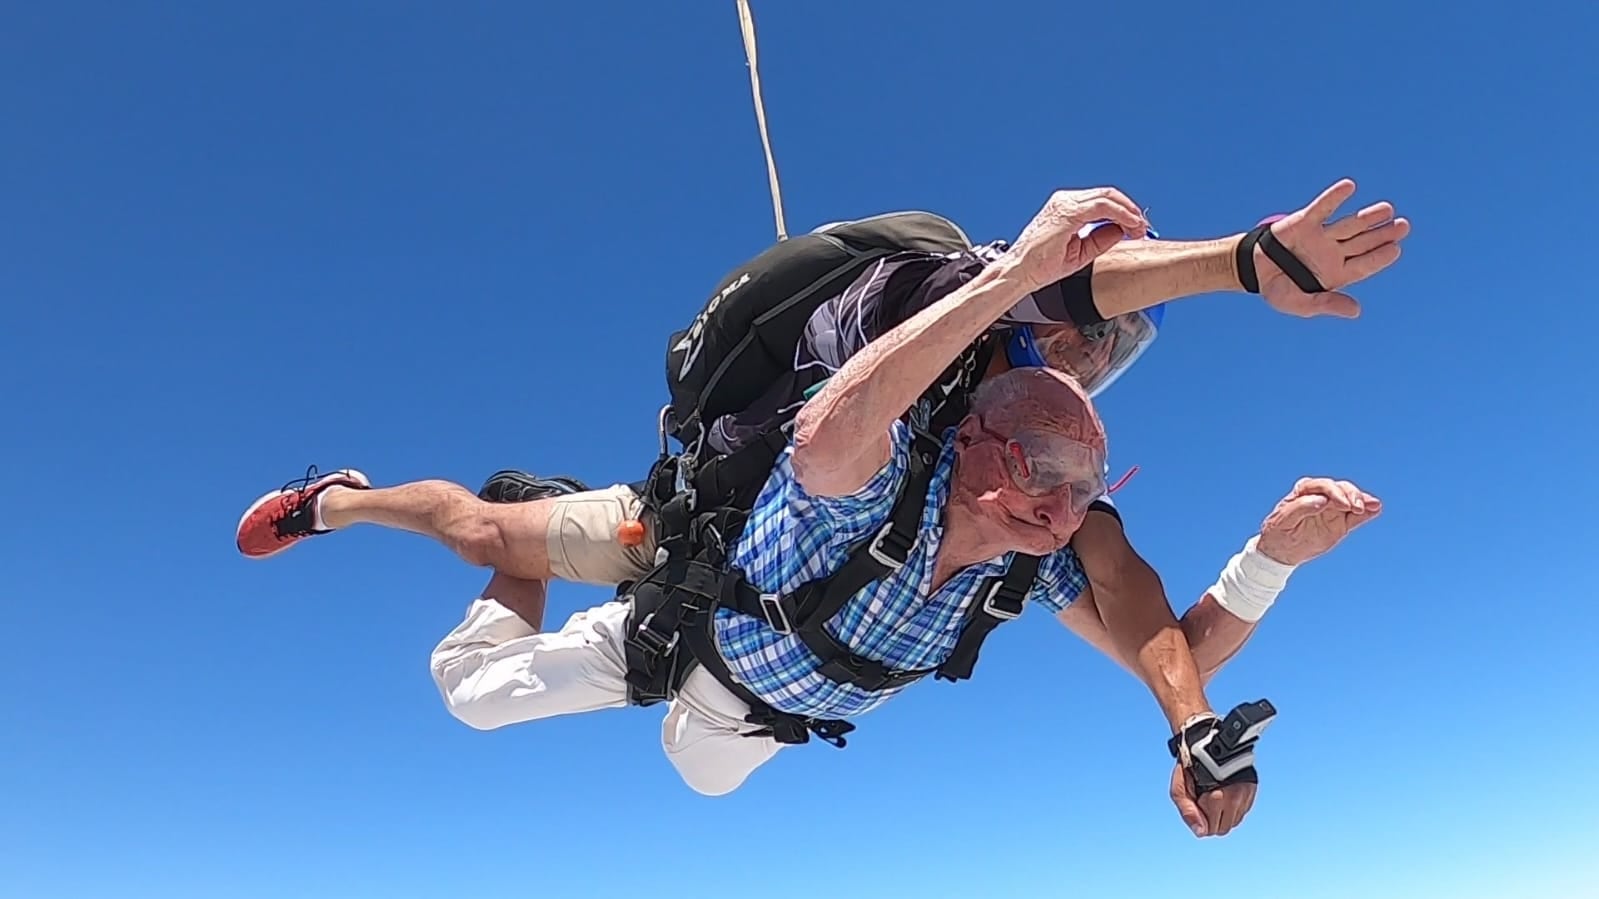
714, 417, 1091, 720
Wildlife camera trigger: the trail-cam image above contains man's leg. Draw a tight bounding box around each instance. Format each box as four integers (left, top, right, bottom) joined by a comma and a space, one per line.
430, 570, 632, 730
312, 477, 557, 577
659, 668, 786, 796
474, 569, 548, 632
234, 467, 658, 586
435, 571, 787, 795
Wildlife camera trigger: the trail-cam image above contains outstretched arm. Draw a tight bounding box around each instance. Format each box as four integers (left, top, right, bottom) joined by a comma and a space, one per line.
1059, 477, 1384, 682
791, 251, 1033, 496
1065, 512, 1212, 730
1058, 549, 1260, 685
1085, 178, 1409, 321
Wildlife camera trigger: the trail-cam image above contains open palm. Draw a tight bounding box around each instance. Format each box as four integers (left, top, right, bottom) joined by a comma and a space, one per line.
1255, 179, 1411, 319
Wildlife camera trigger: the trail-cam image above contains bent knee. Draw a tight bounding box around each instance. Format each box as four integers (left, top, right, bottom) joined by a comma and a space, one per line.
437, 684, 513, 732
430, 655, 512, 732
679, 769, 751, 797
447, 515, 509, 568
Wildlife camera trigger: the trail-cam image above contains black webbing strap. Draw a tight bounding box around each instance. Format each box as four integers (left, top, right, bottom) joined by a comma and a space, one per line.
806, 628, 935, 691
675, 591, 856, 748
742, 430, 937, 633
636, 451, 696, 562
1236, 223, 1327, 295
709, 430, 944, 693
619, 548, 855, 747
927, 339, 995, 435
689, 428, 789, 507
935, 552, 1041, 682
795, 477, 925, 619
622, 558, 724, 703
714, 570, 935, 693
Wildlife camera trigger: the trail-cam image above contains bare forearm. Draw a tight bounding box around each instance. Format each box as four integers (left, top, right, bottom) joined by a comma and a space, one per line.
1119, 611, 1213, 731
1063, 592, 1255, 687
1089, 236, 1243, 318
1092, 577, 1213, 731
1181, 594, 1259, 683
794, 256, 1032, 462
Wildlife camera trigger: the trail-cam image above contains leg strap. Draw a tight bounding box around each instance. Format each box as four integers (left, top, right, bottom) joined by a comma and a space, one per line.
678, 608, 855, 748
619, 557, 856, 748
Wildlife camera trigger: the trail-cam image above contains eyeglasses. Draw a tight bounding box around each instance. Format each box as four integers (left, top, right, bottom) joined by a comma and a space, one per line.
975, 421, 1107, 513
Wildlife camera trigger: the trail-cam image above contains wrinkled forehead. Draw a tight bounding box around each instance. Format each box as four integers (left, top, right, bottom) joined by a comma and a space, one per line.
1003, 372, 1107, 450
1016, 426, 1106, 468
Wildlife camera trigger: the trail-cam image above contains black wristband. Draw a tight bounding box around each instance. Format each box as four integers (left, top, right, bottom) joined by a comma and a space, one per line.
1235, 223, 1328, 295
1235, 225, 1271, 294
1052, 263, 1105, 326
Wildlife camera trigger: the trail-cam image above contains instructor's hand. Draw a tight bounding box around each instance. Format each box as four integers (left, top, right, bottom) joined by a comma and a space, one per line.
1257, 477, 1383, 566
1254, 179, 1410, 319
1009, 187, 1148, 291
1170, 761, 1256, 838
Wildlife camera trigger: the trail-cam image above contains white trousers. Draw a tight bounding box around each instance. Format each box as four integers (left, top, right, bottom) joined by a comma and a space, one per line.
429, 597, 784, 795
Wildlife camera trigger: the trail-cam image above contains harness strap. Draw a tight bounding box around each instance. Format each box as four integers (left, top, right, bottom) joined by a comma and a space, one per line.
714, 428, 1032, 692
709, 569, 932, 693
791, 432, 938, 622
620, 554, 856, 747
928, 337, 997, 432
622, 558, 725, 703
935, 552, 1040, 682
689, 428, 789, 508
674, 581, 856, 748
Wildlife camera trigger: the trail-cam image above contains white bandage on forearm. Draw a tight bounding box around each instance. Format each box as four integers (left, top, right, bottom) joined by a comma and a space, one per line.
1208, 536, 1296, 623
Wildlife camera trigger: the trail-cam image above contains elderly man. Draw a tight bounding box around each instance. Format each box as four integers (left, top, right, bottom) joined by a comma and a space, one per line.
236, 187, 1384, 838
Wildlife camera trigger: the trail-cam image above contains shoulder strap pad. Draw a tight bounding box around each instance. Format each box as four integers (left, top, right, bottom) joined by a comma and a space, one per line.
935, 552, 1041, 682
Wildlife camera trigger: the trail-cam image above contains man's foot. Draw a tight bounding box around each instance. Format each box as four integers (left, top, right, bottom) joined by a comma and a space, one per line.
477, 470, 590, 504
236, 466, 371, 559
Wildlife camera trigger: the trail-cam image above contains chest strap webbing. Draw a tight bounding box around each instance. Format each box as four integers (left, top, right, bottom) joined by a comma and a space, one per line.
621, 555, 857, 747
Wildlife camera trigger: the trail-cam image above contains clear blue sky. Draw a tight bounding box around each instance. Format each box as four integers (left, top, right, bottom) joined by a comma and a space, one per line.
3, 2, 1595, 897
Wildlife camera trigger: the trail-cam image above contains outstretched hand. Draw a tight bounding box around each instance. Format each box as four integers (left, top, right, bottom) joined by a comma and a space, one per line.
1256, 477, 1383, 566
1170, 761, 1256, 838
1009, 187, 1148, 291
1254, 179, 1410, 319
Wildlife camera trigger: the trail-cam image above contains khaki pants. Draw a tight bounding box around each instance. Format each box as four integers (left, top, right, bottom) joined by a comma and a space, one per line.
542, 484, 660, 586
429, 596, 784, 796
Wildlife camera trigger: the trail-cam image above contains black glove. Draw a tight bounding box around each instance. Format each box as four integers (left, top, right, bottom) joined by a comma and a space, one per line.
1167, 700, 1277, 794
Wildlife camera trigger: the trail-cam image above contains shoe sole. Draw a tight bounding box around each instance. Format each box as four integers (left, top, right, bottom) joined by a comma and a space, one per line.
479, 470, 588, 502
236, 468, 372, 559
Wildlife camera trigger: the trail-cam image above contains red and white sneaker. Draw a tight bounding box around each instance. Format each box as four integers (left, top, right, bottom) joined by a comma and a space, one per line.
236, 466, 371, 559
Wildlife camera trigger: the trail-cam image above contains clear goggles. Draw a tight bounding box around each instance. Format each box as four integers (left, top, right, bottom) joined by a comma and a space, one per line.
1002, 219, 1165, 397
1005, 305, 1162, 398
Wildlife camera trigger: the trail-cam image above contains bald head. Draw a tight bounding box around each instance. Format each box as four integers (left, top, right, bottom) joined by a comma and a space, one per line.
969, 367, 1106, 450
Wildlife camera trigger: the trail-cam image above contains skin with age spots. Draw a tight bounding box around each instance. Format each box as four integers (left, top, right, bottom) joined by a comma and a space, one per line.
976, 367, 1107, 451
942, 367, 1109, 564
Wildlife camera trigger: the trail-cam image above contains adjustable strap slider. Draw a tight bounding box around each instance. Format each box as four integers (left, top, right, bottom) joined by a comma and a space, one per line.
866, 517, 914, 570
758, 592, 795, 635
627, 612, 679, 658
748, 712, 811, 746
808, 718, 855, 748
817, 654, 888, 689
979, 577, 1026, 621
